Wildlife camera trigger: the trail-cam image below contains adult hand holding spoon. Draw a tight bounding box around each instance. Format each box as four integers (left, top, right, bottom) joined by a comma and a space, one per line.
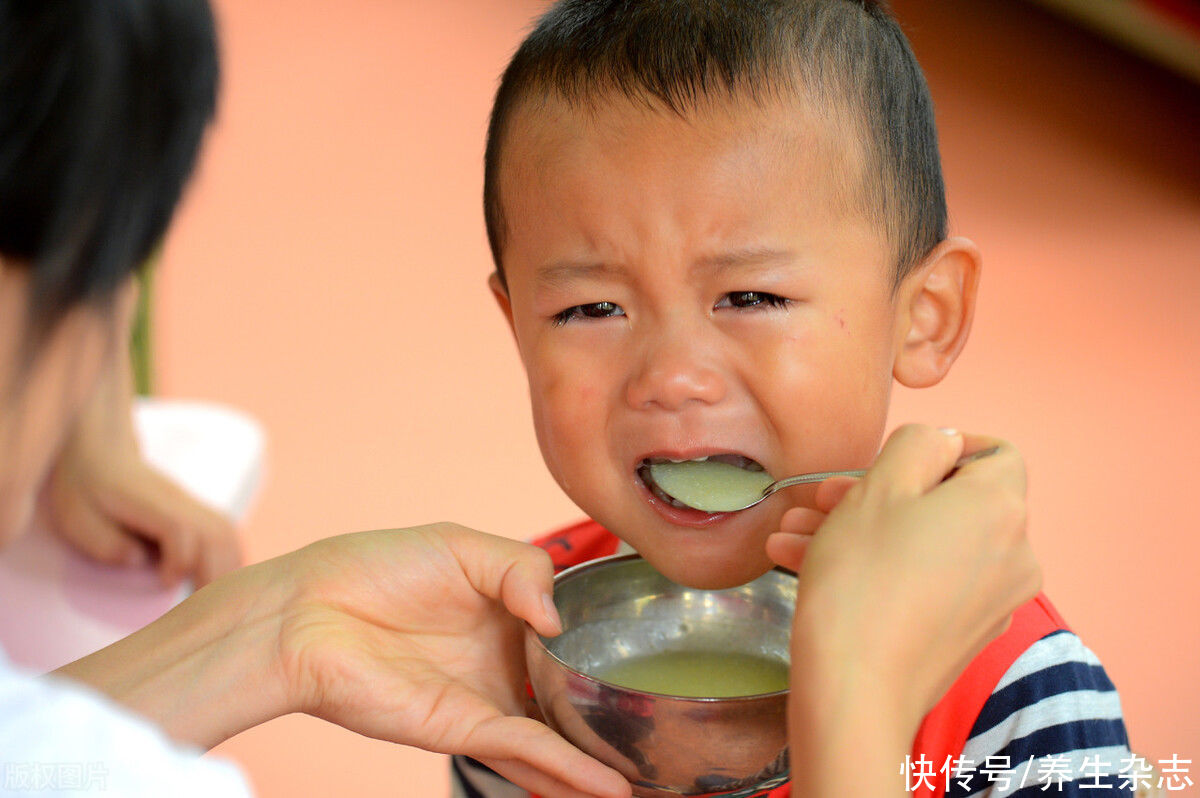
767, 425, 1039, 798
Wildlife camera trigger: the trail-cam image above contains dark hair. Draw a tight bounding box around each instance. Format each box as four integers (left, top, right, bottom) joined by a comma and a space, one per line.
0, 0, 218, 342
484, 0, 946, 287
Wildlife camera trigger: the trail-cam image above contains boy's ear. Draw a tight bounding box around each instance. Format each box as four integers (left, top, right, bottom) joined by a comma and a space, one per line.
892, 236, 981, 388
488, 271, 516, 336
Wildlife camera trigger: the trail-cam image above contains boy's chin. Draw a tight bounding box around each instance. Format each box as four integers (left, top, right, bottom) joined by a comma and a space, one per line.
638, 548, 776, 591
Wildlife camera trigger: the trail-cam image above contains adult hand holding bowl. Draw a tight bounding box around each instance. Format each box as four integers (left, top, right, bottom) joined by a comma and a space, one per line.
524, 555, 796, 798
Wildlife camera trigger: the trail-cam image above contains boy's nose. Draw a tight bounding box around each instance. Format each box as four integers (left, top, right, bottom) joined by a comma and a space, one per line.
624, 338, 727, 411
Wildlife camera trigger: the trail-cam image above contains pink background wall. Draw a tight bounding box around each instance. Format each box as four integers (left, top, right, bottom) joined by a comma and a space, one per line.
153, 0, 1199, 793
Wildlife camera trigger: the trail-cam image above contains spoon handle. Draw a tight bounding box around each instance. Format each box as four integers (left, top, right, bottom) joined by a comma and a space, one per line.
764, 445, 1000, 495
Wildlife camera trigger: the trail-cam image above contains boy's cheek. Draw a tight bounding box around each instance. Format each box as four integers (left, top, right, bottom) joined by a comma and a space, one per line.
527, 370, 606, 459
750, 348, 892, 472
529, 366, 600, 420
527, 342, 615, 415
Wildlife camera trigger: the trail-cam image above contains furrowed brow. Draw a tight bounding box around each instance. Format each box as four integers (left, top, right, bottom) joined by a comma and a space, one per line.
534, 261, 623, 289
694, 247, 797, 273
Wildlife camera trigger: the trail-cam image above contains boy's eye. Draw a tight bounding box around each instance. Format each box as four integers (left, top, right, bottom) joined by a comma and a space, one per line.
552, 301, 626, 326
715, 291, 791, 310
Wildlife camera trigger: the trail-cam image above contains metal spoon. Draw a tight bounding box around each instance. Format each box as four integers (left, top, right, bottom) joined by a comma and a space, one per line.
745, 445, 1001, 509
650, 446, 1000, 513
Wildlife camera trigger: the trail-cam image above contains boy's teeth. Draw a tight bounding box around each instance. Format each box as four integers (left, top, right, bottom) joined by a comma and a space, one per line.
645, 454, 762, 470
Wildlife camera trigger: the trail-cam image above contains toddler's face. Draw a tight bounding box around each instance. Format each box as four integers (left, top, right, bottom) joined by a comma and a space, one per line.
493, 94, 908, 588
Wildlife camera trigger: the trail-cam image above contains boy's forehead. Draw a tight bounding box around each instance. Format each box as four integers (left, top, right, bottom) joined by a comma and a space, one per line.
504, 89, 855, 172
497, 90, 871, 264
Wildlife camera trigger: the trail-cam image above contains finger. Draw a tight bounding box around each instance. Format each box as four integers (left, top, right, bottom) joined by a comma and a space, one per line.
94, 468, 232, 587
765, 532, 810, 571
53, 494, 148, 567
95, 466, 229, 547
189, 508, 242, 587
194, 520, 243, 587
481, 757, 630, 798
778, 506, 824, 536
466, 716, 630, 798
154, 518, 198, 589
940, 433, 1025, 495
499, 547, 562, 637
812, 476, 858, 513
927, 437, 1028, 546
444, 526, 562, 636
862, 424, 965, 499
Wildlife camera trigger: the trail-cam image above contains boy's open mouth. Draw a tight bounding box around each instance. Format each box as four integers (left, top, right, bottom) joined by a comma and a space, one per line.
636, 454, 769, 513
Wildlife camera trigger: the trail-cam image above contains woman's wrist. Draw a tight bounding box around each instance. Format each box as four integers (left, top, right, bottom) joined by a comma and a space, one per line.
54, 559, 297, 749
791, 658, 914, 782
789, 667, 916, 797
787, 602, 921, 797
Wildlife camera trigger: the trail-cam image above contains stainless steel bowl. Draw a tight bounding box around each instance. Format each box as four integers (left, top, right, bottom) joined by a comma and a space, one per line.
525, 554, 795, 797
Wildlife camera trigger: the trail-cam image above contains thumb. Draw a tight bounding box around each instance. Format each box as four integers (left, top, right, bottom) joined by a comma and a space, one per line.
444, 526, 562, 637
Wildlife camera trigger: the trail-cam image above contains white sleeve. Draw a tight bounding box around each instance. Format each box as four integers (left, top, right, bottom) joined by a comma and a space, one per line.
0, 651, 252, 797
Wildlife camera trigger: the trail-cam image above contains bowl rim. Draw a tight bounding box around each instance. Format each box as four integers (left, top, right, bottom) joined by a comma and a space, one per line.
527, 553, 795, 703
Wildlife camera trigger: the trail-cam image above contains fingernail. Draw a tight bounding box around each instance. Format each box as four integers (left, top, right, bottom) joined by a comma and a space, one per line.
938, 427, 959, 436
542, 593, 563, 634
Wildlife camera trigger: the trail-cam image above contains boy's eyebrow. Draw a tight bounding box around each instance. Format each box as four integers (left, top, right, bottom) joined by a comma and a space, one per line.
694, 246, 797, 273
534, 261, 624, 288
534, 247, 798, 287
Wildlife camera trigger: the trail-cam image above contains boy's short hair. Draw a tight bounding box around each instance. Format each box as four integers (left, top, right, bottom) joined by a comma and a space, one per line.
484, 0, 947, 287
0, 0, 218, 341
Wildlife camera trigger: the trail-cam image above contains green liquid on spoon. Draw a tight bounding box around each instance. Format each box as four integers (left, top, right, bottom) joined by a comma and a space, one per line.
647, 460, 773, 512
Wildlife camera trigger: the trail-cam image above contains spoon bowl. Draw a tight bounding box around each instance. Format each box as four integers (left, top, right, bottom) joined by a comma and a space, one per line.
648, 446, 999, 514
